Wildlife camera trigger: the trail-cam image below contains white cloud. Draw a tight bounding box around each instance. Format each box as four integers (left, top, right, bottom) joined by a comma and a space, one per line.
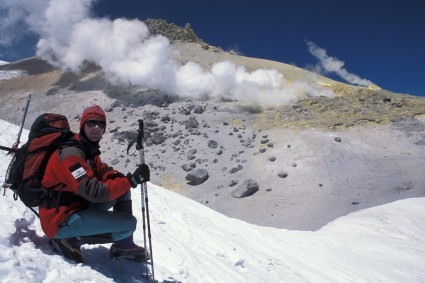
306, 40, 374, 87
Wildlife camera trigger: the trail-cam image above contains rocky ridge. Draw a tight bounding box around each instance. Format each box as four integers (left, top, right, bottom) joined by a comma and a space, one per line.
144, 18, 210, 48
256, 88, 425, 130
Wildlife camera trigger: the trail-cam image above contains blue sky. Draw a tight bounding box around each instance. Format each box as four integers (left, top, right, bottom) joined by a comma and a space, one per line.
1, 0, 424, 97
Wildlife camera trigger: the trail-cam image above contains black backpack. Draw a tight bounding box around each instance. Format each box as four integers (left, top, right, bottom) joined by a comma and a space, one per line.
4, 113, 79, 216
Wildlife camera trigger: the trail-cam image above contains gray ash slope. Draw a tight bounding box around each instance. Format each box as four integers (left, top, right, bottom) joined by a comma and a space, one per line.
1, 19, 425, 231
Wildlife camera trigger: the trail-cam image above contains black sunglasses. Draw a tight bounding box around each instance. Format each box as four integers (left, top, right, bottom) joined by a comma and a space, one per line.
86, 119, 106, 129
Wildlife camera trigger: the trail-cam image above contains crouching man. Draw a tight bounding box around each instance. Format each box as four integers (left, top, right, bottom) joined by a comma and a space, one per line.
40, 105, 150, 263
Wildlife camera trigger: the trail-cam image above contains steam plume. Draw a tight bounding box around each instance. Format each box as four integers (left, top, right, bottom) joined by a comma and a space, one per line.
306, 40, 374, 87
1, 0, 336, 108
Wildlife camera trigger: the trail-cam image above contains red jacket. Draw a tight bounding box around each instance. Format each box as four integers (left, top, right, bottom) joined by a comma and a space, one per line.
40, 136, 132, 238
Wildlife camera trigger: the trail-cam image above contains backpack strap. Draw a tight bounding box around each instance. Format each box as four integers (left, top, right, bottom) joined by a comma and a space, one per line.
34, 135, 82, 212
34, 133, 80, 182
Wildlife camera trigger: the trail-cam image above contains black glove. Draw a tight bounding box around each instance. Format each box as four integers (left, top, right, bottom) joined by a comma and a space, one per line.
126, 164, 150, 188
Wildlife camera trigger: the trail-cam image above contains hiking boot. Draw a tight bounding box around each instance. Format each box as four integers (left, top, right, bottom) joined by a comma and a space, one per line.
49, 238, 83, 263
109, 243, 150, 262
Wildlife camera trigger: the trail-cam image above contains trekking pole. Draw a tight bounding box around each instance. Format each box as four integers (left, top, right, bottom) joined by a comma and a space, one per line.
13, 93, 32, 149
135, 119, 155, 281
0, 94, 30, 154
3, 93, 31, 194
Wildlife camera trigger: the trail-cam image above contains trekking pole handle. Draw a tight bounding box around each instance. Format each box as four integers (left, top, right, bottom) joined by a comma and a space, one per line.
136, 119, 145, 165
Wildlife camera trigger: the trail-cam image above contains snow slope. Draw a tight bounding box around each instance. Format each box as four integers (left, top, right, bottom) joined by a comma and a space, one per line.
0, 69, 24, 81
1, 119, 425, 283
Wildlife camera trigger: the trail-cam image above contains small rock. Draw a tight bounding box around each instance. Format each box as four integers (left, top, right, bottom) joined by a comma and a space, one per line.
182, 162, 196, 172
110, 127, 120, 133
184, 117, 199, 129
208, 140, 218, 149
231, 179, 259, 198
193, 105, 204, 114
186, 169, 209, 185
229, 165, 243, 174
151, 133, 166, 145
161, 115, 171, 123
278, 172, 288, 178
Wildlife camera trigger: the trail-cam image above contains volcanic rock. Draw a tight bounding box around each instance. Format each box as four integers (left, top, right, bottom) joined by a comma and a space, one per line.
231, 179, 259, 198
186, 169, 209, 185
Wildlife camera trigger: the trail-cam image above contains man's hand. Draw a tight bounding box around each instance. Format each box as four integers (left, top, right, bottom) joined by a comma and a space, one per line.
126, 164, 151, 188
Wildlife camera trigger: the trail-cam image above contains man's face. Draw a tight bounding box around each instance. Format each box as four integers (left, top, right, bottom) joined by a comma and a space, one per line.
83, 119, 106, 142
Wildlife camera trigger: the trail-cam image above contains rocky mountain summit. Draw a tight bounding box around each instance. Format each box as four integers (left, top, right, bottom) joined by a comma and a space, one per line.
1, 19, 424, 231
144, 18, 209, 47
